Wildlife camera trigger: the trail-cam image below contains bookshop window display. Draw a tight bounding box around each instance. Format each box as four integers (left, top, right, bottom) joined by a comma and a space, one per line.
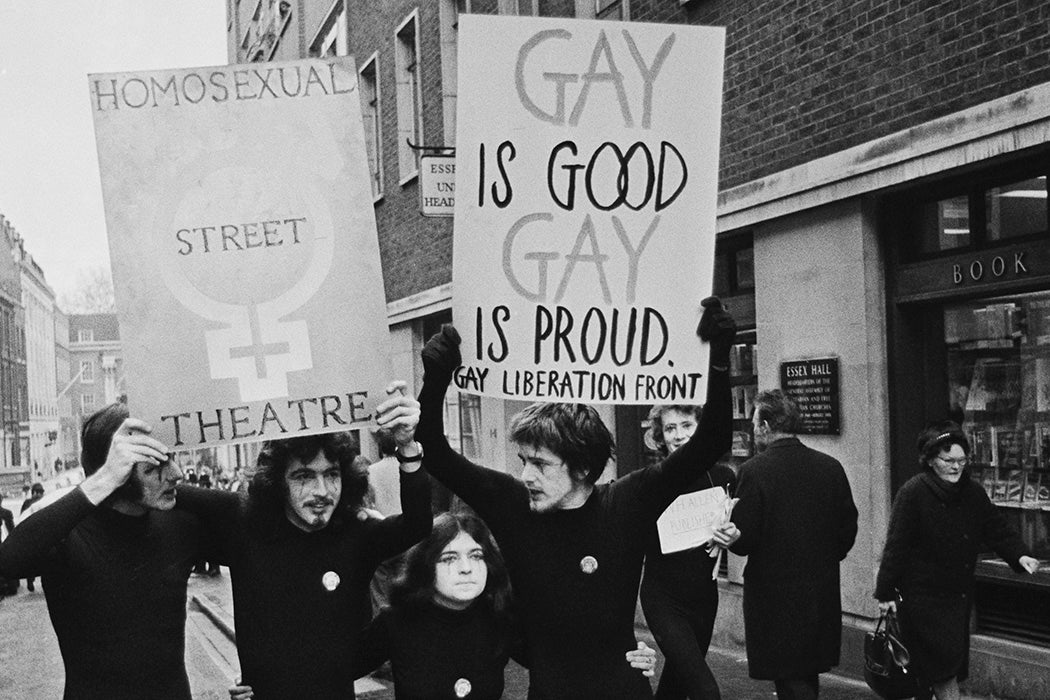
947, 291, 1050, 555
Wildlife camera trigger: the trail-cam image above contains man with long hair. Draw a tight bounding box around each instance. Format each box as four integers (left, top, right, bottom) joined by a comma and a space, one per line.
182, 381, 432, 700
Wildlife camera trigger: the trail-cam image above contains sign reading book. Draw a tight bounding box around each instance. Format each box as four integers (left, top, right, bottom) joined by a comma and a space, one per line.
90, 58, 391, 449
780, 357, 840, 435
452, 15, 725, 404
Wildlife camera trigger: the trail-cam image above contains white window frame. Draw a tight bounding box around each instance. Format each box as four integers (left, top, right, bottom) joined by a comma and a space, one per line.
359, 52, 384, 201
394, 10, 423, 185
595, 0, 629, 20
80, 359, 95, 384
77, 329, 93, 343
309, 0, 348, 57
81, 393, 95, 413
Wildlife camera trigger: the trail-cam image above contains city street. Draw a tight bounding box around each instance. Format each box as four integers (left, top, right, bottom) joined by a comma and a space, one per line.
1, 568, 891, 700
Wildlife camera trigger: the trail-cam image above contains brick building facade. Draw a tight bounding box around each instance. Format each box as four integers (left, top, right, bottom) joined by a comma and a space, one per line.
225, 2, 1050, 694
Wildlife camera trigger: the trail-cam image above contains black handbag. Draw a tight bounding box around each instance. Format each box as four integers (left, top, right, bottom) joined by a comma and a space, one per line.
864, 609, 920, 700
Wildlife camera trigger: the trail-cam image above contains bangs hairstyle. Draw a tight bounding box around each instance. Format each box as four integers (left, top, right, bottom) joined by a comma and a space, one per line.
509, 403, 614, 485
916, 420, 970, 469
391, 511, 512, 619
753, 389, 802, 434
644, 404, 702, 454
81, 402, 130, 476
247, 432, 367, 532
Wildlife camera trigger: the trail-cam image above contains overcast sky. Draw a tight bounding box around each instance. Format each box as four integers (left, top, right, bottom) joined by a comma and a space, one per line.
0, 2, 228, 305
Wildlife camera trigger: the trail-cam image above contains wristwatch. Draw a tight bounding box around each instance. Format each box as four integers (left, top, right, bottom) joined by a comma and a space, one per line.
395, 442, 423, 463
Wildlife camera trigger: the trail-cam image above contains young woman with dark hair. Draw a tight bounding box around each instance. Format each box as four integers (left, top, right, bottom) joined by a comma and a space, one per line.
353, 512, 656, 700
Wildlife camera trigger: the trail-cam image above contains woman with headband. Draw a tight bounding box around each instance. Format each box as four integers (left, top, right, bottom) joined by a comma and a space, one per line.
874, 421, 1040, 700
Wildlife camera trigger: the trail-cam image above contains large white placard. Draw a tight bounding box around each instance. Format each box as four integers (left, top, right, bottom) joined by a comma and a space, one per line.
452, 15, 725, 404
90, 58, 391, 449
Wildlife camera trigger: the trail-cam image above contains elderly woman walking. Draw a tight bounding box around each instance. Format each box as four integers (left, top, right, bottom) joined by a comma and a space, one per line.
875, 421, 1040, 700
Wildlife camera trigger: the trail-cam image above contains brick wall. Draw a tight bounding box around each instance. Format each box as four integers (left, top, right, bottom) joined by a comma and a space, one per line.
632, 0, 1050, 191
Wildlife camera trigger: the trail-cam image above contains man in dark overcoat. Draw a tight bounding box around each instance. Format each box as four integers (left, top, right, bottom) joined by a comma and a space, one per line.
722, 389, 858, 700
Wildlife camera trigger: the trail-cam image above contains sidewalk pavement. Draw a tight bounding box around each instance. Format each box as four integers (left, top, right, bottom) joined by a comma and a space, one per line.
191, 570, 990, 700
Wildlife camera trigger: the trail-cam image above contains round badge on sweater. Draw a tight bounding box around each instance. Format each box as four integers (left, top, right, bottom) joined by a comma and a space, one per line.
580, 555, 598, 574
322, 571, 341, 591
454, 677, 472, 697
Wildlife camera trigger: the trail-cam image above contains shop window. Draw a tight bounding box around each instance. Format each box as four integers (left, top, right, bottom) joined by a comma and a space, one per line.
919, 195, 971, 254
945, 291, 1050, 638
986, 176, 1047, 243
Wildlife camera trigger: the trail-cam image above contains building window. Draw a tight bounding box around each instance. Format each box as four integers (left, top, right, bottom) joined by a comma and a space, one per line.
77, 329, 94, 343
81, 394, 95, 413
310, 1, 348, 57
395, 12, 422, 183
595, 0, 628, 20
908, 172, 1047, 258
80, 360, 95, 384
359, 54, 383, 200
499, 0, 537, 14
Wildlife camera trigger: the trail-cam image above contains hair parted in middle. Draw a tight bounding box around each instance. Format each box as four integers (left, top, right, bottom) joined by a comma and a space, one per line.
508, 402, 615, 485
247, 431, 368, 533
391, 511, 513, 620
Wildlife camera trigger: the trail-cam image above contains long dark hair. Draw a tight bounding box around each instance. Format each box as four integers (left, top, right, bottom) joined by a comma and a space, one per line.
246, 432, 368, 534
391, 512, 513, 620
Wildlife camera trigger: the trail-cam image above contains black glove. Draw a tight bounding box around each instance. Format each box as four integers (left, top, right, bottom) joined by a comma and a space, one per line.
421, 324, 462, 386
696, 296, 736, 367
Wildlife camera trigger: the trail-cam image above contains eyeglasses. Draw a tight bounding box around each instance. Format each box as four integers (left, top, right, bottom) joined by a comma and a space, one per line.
937, 456, 968, 468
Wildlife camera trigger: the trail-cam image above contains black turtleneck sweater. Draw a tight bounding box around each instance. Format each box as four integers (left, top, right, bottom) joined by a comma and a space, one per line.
0, 488, 203, 700
355, 600, 515, 700
177, 468, 431, 700
416, 368, 731, 699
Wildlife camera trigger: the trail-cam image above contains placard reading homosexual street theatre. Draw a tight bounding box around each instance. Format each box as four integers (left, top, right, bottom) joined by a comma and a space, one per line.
452, 15, 725, 404
90, 58, 391, 449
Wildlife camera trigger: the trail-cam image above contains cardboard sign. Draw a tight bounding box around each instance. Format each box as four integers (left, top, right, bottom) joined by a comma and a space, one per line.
90, 58, 391, 449
452, 15, 725, 404
656, 485, 730, 554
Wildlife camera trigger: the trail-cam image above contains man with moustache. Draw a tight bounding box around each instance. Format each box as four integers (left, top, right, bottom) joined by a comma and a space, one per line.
722, 389, 859, 700
181, 381, 432, 700
415, 300, 736, 699
0, 402, 199, 700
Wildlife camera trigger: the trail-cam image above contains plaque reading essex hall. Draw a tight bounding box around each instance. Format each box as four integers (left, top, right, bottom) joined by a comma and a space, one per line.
779, 357, 840, 435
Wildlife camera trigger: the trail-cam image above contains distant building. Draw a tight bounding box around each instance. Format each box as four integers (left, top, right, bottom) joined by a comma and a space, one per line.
19, 247, 59, 482
0, 215, 28, 494
54, 309, 77, 470
68, 314, 124, 441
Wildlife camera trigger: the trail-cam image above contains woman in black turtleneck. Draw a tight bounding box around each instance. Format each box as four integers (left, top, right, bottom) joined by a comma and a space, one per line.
875, 421, 1040, 700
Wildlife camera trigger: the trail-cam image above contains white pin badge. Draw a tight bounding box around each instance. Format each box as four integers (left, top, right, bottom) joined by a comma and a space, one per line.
454, 678, 472, 697
322, 571, 341, 591
580, 555, 598, 574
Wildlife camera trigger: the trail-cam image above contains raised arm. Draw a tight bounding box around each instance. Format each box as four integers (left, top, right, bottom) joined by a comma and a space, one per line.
364, 381, 432, 560
0, 418, 167, 577
416, 326, 526, 523
631, 298, 736, 512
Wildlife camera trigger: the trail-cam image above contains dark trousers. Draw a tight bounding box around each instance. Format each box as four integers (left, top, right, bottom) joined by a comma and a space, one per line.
641, 577, 721, 699
773, 676, 819, 700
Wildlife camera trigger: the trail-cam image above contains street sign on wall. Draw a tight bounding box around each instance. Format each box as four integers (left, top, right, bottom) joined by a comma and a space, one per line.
780, 357, 841, 435
420, 153, 455, 217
